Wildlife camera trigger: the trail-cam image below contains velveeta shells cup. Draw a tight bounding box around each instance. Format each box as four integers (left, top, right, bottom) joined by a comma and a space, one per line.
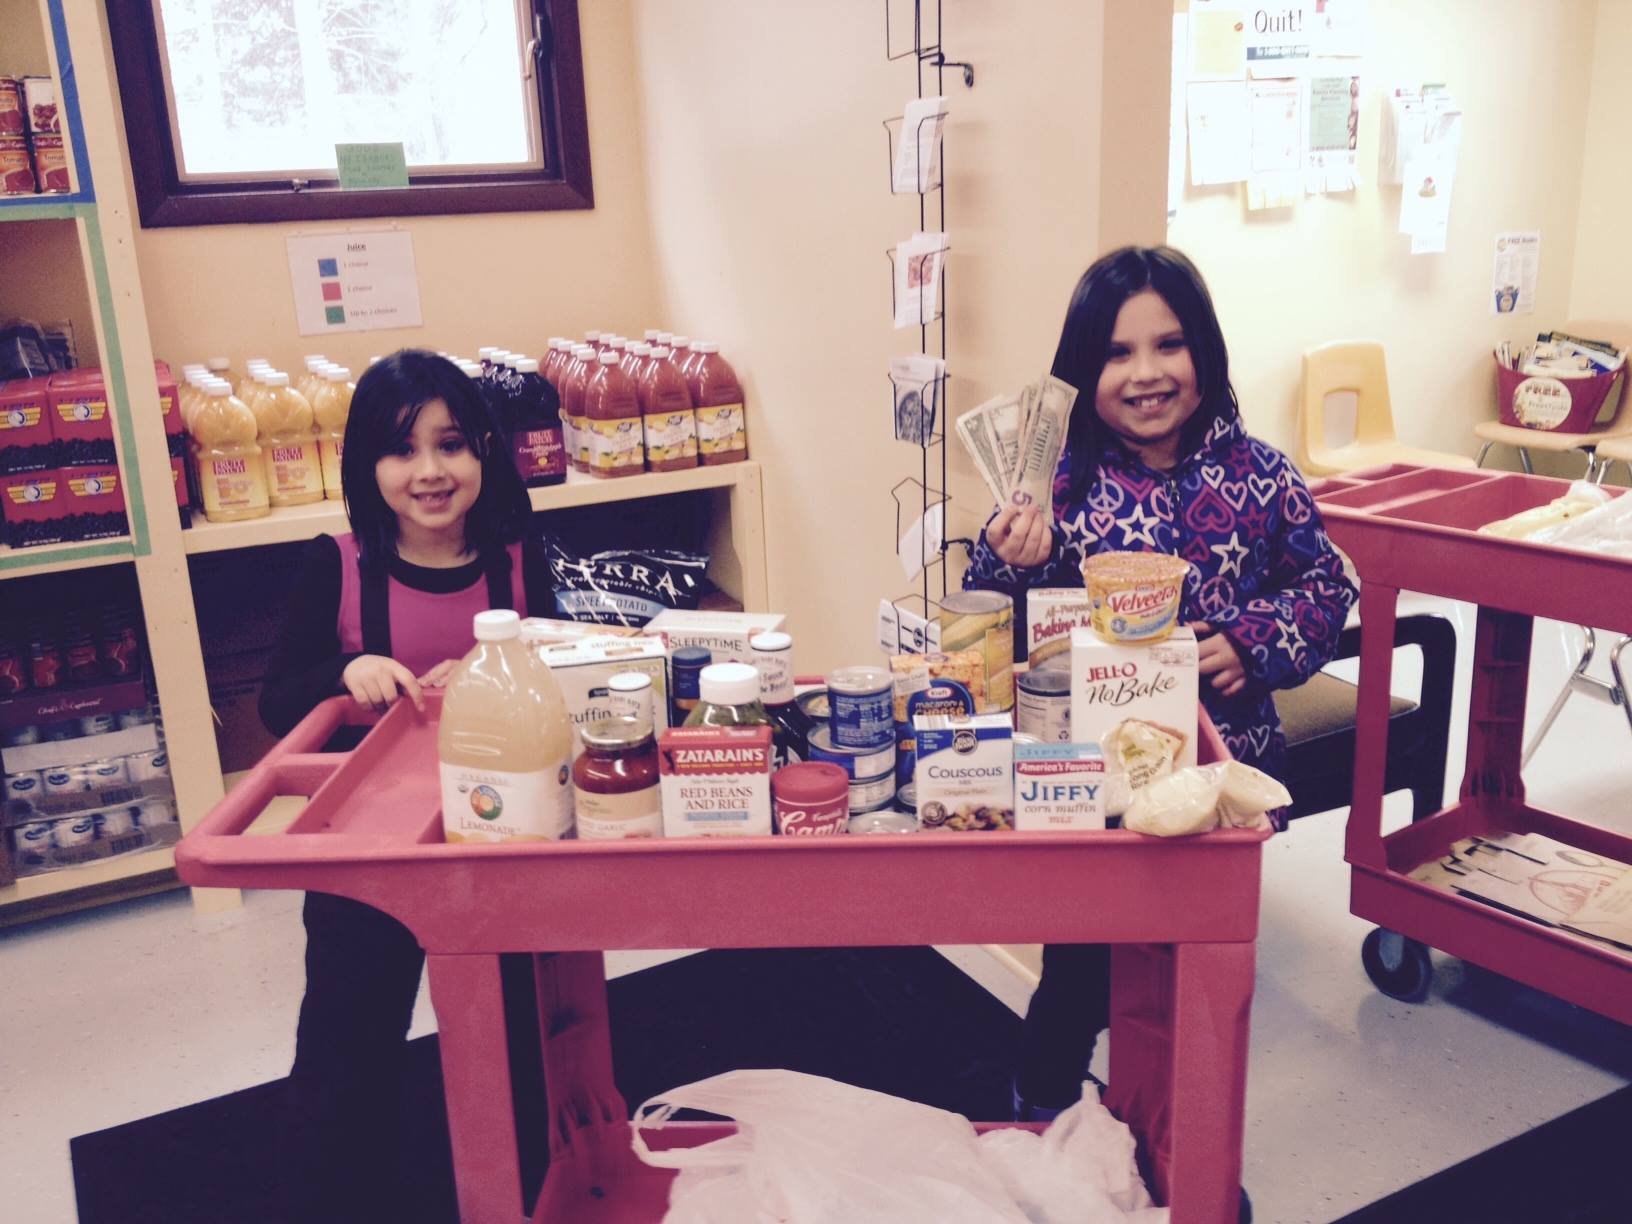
1081, 552, 1190, 643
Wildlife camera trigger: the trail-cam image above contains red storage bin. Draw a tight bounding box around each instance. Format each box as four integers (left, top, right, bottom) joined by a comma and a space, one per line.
178, 695, 1266, 1224
1495, 357, 1624, 433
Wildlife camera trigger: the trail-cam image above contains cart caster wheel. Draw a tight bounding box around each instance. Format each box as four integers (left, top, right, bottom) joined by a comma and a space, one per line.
1361, 928, 1433, 1002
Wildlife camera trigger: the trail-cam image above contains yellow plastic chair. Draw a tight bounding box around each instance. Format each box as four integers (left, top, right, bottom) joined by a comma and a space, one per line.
1299, 341, 1477, 476
1474, 319, 1632, 481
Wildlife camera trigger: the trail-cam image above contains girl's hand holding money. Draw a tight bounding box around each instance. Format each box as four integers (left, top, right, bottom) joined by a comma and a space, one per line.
988, 503, 1053, 567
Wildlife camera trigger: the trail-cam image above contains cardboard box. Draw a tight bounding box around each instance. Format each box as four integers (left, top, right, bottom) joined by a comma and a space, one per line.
1026, 587, 1093, 667
1070, 626, 1197, 815
658, 724, 772, 837
534, 634, 670, 756
0, 376, 57, 474
49, 369, 115, 467
60, 463, 128, 540
519, 616, 643, 646
155, 361, 184, 439
641, 609, 786, 664
913, 713, 1014, 831
1014, 742, 1106, 832
20, 75, 57, 134
1, 468, 70, 547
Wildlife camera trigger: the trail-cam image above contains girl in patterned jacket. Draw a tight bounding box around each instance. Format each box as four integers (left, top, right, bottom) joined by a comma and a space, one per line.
963, 245, 1357, 1118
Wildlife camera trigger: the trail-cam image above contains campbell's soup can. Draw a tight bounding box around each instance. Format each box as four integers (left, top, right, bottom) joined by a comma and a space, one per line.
0, 78, 22, 136
772, 762, 849, 835
0, 135, 35, 195
4, 770, 43, 801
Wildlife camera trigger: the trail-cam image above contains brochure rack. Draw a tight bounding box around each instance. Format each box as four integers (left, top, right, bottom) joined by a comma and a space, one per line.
1310, 463, 1632, 1016
177, 695, 1265, 1223
883, 0, 975, 649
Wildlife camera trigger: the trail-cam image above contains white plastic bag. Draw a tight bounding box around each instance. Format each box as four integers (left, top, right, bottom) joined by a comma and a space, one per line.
1122, 761, 1289, 836
631, 1069, 1032, 1223
977, 1083, 1170, 1223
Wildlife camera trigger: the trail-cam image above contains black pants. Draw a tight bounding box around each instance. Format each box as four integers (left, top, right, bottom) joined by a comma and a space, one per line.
289, 894, 551, 1221
1017, 942, 1111, 1109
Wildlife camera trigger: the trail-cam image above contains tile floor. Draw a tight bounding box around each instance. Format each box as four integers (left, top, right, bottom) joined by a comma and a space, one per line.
2, 599, 1629, 1224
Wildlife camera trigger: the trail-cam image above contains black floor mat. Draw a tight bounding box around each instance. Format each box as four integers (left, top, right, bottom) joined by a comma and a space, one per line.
71, 947, 1022, 1224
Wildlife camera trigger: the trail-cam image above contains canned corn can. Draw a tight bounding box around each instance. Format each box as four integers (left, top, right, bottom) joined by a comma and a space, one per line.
937, 590, 1014, 713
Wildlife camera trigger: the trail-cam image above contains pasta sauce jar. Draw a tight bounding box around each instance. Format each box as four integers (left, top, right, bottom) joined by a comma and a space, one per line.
572, 716, 662, 840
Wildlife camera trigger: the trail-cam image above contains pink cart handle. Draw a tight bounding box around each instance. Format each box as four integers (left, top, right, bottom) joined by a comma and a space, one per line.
189, 696, 366, 839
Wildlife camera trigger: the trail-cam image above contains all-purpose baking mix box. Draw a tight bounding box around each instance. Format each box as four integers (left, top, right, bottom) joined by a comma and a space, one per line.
1069, 626, 1197, 815
1026, 587, 1093, 666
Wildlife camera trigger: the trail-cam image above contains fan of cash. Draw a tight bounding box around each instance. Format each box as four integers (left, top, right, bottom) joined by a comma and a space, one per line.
954, 375, 1078, 510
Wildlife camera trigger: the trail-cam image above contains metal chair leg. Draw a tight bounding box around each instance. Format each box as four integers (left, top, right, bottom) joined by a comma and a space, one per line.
1518, 447, 1534, 475
1523, 627, 1630, 768
1475, 441, 1493, 468
1609, 635, 1632, 739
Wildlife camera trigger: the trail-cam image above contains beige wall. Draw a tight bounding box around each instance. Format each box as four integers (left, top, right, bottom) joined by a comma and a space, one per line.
97, 0, 661, 377
628, 0, 1171, 670
1168, 0, 1600, 477
1569, 0, 1632, 323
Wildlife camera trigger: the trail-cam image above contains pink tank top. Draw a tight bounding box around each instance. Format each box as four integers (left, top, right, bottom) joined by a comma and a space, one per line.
333, 533, 527, 679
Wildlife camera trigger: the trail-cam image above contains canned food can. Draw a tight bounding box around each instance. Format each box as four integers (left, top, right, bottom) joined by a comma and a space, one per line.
826, 666, 894, 750
3, 724, 42, 747
31, 132, 67, 193
42, 721, 78, 742
116, 706, 156, 729
79, 713, 118, 737
55, 815, 98, 847
126, 748, 170, 782
42, 766, 92, 795
795, 688, 830, 724
605, 671, 654, 728
12, 819, 55, 862
805, 725, 895, 781
86, 757, 130, 787
894, 782, 917, 814
133, 797, 177, 828
95, 807, 137, 838
4, 770, 43, 800
0, 78, 23, 136
0, 135, 33, 195
1016, 662, 1072, 744
848, 809, 918, 834
849, 770, 896, 815
772, 761, 849, 836
937, 590, 1015, 712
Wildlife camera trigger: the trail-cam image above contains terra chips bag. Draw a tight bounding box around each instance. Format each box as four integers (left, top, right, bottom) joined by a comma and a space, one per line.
545, 538, 709, 627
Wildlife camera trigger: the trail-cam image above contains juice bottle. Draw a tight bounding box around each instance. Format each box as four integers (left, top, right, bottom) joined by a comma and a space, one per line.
689, 343, 748, 464
542, 338, 566, 390
205, 356, 236, 391
638, 345, 697, 472
257, 371, 324, 506
191, 380, 269, 523
438, 609, 574, 843
313, 365, 353, 500
624, 341, 651, 379
582, 351, 643, 478
564, 344, 596, 473
296, 355, 327, 404
683, 663, 770, 728
669, 337, 695, 381
508, 357, 566, 487
583, 329, 602, 351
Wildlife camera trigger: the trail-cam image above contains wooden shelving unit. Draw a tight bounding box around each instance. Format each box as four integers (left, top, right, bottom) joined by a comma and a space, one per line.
0, 0, 770, 922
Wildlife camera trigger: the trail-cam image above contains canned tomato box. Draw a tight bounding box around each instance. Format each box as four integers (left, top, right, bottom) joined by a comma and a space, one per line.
658, 724, 772, 837
913, 713, 1014, 832
0, 78, 23, 135
1014, 742, 1106, 832
0, 134, 35, 194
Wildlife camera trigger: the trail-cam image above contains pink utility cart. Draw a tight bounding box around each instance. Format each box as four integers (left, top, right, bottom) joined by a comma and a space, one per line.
177, 696, 1266, 1224
1311, 463, 1632, 1018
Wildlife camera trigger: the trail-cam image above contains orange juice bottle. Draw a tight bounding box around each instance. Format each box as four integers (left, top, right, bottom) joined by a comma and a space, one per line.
257, 371, 324, 506
191, 380, 269, 523
313, 365, 353, 500
439, 609, 575, 843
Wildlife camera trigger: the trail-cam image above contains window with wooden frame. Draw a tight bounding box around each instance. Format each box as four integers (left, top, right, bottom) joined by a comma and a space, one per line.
107, 0, 591, 227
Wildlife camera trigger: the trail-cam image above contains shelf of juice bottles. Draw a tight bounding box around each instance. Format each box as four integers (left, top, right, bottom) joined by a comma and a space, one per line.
179, 460, 764, 555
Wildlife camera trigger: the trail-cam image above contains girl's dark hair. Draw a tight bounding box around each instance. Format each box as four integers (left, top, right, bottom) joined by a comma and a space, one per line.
1053, 245, 1239, 499
340, 349, 530, 568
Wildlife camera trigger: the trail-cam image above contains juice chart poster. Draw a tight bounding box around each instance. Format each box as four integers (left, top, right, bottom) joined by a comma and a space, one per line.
286, 230, 424, 335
